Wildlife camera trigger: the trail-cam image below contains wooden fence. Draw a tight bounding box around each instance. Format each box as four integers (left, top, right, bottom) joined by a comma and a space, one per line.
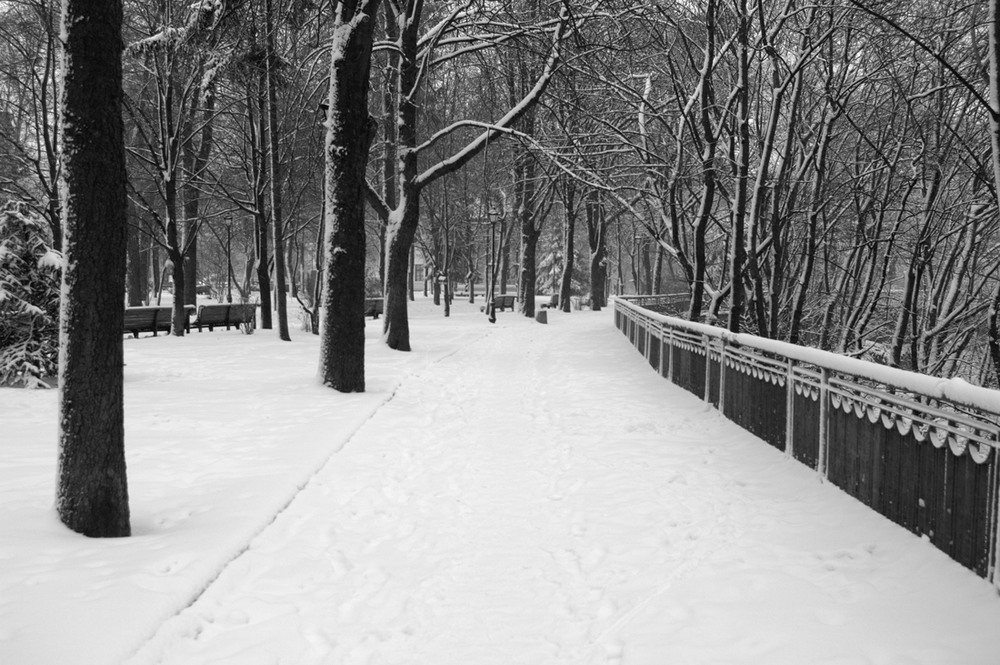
615, 295, 1000, 587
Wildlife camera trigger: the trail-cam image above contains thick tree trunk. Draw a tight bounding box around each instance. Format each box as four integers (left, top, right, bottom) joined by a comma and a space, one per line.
380, 1, 421, 351
590, 251, 606, 311
318, 0, 380, 391
585, 189, 607, 311
383, 206, 418, 351
57, 0, 129, 537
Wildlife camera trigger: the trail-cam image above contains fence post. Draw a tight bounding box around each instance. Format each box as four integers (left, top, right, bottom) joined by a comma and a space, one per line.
657, 323, 665, 377
994, 463, 1000, 591
718, 337, 727, 414
645, 318, 652, 361
817, 368, 830, 480
667, 328, 675, 383
703, 334, 712, 403
784, 359, 795, 458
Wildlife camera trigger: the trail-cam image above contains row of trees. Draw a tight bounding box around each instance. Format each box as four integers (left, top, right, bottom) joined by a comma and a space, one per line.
6, 0, 1000, 535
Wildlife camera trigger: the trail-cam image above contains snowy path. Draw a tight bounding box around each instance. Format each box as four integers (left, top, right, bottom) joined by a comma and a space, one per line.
124, 307, 1000, 665
3, 300, 999, 664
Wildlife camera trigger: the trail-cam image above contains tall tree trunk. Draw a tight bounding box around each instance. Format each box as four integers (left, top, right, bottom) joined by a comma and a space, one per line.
181, 193, 199, 305
318, 0, 381, 391
57, 0, 129, 537
181, 84, 215, 307
988, 0, 1000, 382
252, 74, 272, 329
558, 180, 576, 312
379, 12, 398, 295
689, 0, 717, 322
126, 214, 146, 306
500, 223, 511, 294
384, 203, 418, 350
380, 0, 422, 351
264, 0, 290, 341
515, 144, 539, 318
788, 108, 835, 344
727, 0, 749, 333
586, 189, 607, 311
164, 165, 187, 335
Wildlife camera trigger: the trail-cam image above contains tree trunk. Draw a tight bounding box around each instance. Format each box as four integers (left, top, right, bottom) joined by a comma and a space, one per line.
689, 0, 717, 323
558, 182, 576, 312
727, 0, 749, 334
181, 84, 215, 307
585, 189, 607, 311
318, 0, 380, 391
126, 217, 146, 306
988, 0, 1000, 383
383, 206, 417, 351
500, 224, 511, 294
252, 74, 272, 329
57, 0, 129, 537
264, 0, 290, 341
515, 145, 538, 318
163, 160, 187, 336
181, 199, 199, 305
380, 0, 421, 352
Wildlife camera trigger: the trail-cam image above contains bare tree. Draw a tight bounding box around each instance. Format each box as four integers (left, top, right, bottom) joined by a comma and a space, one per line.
370, 0, 569, 351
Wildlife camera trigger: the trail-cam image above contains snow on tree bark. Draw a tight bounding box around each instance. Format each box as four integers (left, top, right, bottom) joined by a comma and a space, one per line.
57, 0, 130, 537
318, 0, 381, 389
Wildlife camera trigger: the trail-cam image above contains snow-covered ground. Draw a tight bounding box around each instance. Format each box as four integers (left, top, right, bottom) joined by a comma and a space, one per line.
2, 297, 999, 665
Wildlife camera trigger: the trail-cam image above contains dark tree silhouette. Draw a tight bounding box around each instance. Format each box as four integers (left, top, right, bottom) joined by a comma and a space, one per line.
56, 0, 130, 537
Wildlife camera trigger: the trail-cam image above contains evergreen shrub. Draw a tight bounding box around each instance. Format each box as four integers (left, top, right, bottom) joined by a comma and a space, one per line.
0, 202, 61, 388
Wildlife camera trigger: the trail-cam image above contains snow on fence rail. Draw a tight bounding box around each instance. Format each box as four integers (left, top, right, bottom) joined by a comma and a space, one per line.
615, 295, 1000, 587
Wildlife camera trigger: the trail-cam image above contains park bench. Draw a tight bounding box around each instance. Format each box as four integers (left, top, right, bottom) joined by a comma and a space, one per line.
491, 294, 516, 311
191, 303, 257, 332
364, 297, 384, 319
123, 306, 193, 337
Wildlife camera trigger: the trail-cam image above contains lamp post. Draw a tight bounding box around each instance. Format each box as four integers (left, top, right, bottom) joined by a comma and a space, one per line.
486, 208, 501, 322
225, 219, 233, 303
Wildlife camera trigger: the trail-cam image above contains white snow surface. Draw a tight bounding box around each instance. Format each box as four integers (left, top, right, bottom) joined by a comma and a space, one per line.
2, 298, 1000, 665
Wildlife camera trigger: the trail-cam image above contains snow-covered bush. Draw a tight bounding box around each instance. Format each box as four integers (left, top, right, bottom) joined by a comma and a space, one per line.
0, 203, 61, 388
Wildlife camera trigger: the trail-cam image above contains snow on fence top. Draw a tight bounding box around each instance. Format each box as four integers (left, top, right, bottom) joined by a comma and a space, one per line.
616, 295, 1000, 423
